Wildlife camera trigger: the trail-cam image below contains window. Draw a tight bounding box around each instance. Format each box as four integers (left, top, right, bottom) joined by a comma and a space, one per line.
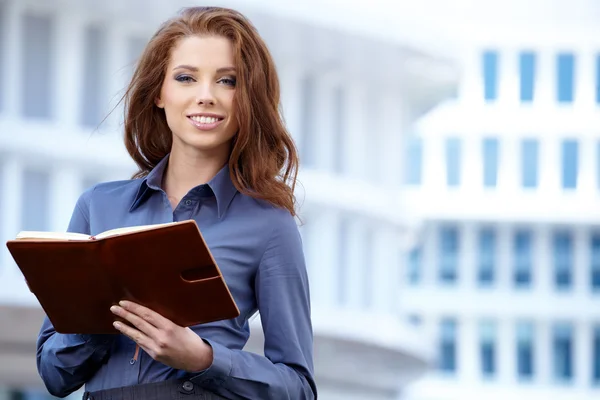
482, 51, 498, 101
127, 35, 147, 72
439, 226, 459, 283
333, 86, 344, 174
479, 320, 496, 378
445, 138, 461, 187
482, 138, 499, 187
521, 139, 539, 188
407, 247, 421, 285
478, 228, 495, 286
408, 314, 422, 326
553, 322, 573, 382
594, 325, 600, 384
557, 53, 575, 103
439, 319, 457, 373
591, 234, 600, 292
554, 231, 573, 291
516, 321, 534, 380
561, 140, 578, 189
81, 25, 106, 127
520, 52, 536, 102
404, 135, 423, 185
597, 141, 600, 189
596, 55, 600, 104
21, 169, 50, 231
22, 13, 53, 119
300, 75, 315, 167
514, 230, 532, 287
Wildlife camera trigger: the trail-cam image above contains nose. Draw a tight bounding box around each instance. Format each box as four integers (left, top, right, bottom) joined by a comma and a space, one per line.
195, 83, 216, 106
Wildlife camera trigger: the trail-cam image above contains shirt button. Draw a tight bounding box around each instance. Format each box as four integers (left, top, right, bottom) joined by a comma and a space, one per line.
185, 199, 192, 206
182, 381, 194, 392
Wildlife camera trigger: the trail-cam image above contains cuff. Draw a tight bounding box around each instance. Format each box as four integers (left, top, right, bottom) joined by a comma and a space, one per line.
190, 338, 233, 384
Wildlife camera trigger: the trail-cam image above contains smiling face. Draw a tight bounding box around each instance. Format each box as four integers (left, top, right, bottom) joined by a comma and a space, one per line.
156, 35, 239, 159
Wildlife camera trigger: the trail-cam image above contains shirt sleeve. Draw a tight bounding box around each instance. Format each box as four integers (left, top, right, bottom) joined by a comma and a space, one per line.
191, 211, 317, 399
36, 188, 118, 398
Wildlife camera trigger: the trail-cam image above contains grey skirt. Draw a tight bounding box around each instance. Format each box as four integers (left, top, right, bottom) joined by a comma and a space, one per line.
82, 379, 228, 400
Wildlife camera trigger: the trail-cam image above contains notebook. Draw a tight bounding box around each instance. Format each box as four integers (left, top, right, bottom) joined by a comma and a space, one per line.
5, 220, 240, 334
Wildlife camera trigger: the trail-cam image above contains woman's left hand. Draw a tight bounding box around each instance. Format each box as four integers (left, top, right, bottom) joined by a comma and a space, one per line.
110, 300, 213, 372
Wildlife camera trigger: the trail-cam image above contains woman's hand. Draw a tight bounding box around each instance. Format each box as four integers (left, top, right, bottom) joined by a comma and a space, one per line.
110, 300, 213, 372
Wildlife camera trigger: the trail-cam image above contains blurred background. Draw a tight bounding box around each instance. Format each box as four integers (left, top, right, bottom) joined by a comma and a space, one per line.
0, 0, 599, 399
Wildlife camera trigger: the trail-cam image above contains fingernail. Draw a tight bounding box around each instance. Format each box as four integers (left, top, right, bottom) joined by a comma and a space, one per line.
113, 321, 121, 329
119, 300, 127, 307
110, 306, 118, 313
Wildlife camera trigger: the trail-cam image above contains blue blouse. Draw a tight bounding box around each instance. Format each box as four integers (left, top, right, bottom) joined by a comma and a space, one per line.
36, 154, 316, 399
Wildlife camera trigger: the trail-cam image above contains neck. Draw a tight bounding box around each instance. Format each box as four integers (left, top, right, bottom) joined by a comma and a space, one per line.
162, 144, 228, 205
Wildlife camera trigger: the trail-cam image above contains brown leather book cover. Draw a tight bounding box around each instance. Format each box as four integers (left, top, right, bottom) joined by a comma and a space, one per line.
5, 220, 240, 334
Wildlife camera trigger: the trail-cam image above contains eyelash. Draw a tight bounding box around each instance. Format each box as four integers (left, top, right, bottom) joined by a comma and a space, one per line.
174, 75, 236, 87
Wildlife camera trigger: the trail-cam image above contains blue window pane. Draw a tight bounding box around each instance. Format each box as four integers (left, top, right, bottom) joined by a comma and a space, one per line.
81, 25, 106, 128
596, 141, 600, 189
594, 325, 600, 383
480, 321, 496, 377
405, 135, 423, 185
521, 139, 539, 188
478, 228, 495, 286
554, 232, 573, 291
439, 319, 457, 372
562, 140, 578, 189
592, 234, 600, 292
407, 247, 421, 285
333, 86, 344, 174
520, 52, 536, 102
516, 321, 535, 379
514, 230, 532, 287
21, 169, 50, 231
483, 138, 499, 187
445, 138, 461, 187
557, 53, 575, 103
483, 51, 498, 101
22, 14, 53, 119
0, 2, 5, 113
439, 227, 459, 283
553, 322, 573, 382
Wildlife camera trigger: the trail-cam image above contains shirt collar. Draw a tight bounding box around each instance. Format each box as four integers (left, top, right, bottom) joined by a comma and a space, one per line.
129, 153, 238, 218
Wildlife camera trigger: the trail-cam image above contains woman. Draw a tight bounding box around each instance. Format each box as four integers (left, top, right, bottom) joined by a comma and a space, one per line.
36, 6, 316, 400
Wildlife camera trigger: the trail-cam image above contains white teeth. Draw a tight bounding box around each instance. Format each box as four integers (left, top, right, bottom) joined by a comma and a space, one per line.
191, 116, 218, 124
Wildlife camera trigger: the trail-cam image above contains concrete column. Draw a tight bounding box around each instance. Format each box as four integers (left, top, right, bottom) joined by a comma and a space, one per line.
312, 78, 336, 173
497, 49, 519, 106
371, 225, 400, 314
2, 0, 22, 117
0, 156, 23, 276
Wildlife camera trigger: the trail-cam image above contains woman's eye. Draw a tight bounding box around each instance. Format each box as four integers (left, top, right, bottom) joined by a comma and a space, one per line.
219, 77, 237, 87
175, 75, 194, 83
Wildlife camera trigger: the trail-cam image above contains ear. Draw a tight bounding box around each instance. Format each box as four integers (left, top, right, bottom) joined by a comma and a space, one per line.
155, 97, 164, 108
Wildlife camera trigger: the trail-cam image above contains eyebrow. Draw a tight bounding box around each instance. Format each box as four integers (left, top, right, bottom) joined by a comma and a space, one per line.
172, 65, 236, 73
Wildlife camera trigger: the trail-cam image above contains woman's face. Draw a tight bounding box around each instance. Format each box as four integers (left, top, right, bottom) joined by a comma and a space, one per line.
156, 35, 239, 159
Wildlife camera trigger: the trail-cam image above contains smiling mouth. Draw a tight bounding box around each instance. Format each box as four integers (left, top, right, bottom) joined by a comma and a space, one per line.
188, 115, 224, 124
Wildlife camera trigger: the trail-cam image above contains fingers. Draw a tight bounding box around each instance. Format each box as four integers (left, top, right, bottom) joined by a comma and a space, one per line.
110, 302, 158, 339
113, 320, 149, 348
117, 301, 169, 329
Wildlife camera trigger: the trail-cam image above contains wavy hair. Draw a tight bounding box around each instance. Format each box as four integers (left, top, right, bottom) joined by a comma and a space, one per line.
123, 7, 299, 215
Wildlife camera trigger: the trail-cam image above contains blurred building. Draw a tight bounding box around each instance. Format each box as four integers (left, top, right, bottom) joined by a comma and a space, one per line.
0, 0, 457, 399
400, 3, 600, 400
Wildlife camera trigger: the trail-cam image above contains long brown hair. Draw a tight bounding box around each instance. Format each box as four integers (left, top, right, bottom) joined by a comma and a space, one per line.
123, 7, 299, 216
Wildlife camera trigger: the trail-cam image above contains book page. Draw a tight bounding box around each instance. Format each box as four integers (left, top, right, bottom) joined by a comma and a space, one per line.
94, 221, 180, 240
15, 231, 91, 241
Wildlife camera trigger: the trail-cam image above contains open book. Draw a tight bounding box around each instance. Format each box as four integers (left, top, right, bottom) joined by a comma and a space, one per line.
6, 219, 240, 334
14, 221, 180, 241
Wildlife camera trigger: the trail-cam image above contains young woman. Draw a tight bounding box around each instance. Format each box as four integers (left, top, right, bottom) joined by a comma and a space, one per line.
36, 6, 316, 400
